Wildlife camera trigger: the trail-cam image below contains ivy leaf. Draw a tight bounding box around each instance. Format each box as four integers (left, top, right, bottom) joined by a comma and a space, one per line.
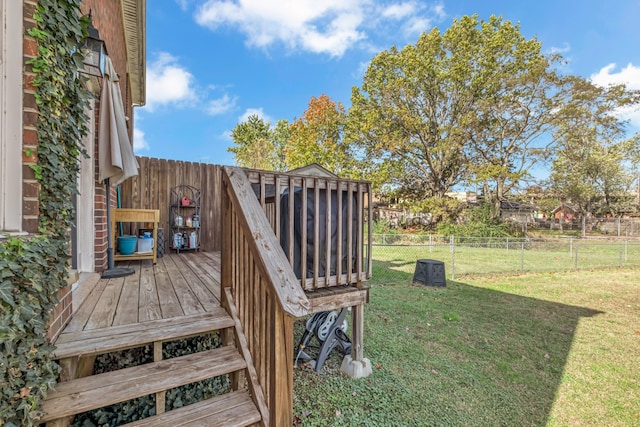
0, 280, 16, 307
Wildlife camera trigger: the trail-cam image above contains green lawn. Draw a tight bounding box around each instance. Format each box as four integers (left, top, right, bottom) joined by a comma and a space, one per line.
293, 268, 640, 426
371, 240, 640, 280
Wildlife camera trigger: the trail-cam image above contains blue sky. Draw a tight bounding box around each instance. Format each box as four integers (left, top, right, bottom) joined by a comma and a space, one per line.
134, 0, 640, 167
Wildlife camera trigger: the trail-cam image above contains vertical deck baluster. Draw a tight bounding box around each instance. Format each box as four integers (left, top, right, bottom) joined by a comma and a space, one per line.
313, 179, 320, 289
324, 180, 332, 288
301, 178, 308, 289
288, 175, 295, 267
347, 182, 354, 284
336, 181, 343, 285
357, 184, 364, 282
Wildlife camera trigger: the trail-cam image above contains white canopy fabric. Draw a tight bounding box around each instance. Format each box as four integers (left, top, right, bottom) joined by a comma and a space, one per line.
98, 56, 139, 185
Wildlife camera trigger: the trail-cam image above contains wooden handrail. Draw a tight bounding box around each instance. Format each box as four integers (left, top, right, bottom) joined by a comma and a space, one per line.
221, 166, 311, 426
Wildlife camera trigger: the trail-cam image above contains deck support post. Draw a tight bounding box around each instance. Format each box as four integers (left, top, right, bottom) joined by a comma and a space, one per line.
341, 303, 371, 378
154, 341, 166, 415
48, 356, 96, 427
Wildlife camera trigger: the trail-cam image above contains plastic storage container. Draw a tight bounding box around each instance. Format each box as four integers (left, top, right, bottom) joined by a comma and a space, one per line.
137, 235, 154, 253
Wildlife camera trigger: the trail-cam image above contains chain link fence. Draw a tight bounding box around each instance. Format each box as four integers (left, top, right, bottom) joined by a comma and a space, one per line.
531, 217, 640, 236
370, 234, 640, 284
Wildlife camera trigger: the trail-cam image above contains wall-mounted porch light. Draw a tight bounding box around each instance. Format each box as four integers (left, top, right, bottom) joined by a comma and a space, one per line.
81, 11, 106, 78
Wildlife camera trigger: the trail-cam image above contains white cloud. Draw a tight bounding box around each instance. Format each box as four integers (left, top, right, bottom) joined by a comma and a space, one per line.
207, 94, 237, 115
354, 61, 370, 79
175, 0, 190, 10
590, 63, 640, 91
195, 0, 444, 57
404, 16, 433, 37
382, 2, 416, 20
144, 52, 197, 111
590, 63, 640, 129
430, 2, 445, 19
547, 42, 571, 55
133, 127, 150, 152
378, 2, 442, 38
238, 107, 272, 124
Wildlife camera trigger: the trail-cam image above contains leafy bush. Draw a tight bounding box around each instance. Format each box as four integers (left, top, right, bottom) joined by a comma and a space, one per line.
369, 219, 398, 235
436, 203, 519, 237
0, 238, 63, 426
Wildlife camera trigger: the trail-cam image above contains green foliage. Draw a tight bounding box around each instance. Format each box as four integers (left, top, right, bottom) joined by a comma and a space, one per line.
369, 219, 399, 235
228, 115, 289, 171
286, 95, 357, 178
550, 76, 640, 217
348, 15, 559, 204
413, 196, 466, 225
436, 203, 516, 237
0, 238, 61, 426
0, 1, 91, 425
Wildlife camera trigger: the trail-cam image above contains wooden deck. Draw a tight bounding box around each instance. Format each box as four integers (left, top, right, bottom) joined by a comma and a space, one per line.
43, 252, 267, 425
62, 251, 222, 335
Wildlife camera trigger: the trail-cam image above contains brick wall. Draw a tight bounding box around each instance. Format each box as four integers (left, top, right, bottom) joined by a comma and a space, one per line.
82, 0, 134, 142
81, 0, 135, 272
47, 281, 73, 341
22, 0, 136, 338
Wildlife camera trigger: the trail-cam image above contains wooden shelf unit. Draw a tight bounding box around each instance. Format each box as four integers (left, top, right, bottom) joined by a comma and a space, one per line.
112, 208, 160, 264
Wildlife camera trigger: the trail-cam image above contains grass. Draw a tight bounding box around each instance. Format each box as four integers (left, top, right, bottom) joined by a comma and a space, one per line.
371, 240, 640, 280
293, 268, 640, 426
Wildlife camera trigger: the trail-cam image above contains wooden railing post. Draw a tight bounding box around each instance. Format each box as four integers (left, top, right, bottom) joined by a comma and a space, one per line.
271, 305, 295, 426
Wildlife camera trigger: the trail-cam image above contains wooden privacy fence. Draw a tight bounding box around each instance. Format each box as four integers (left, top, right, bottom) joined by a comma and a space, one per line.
119, 157, 223, 253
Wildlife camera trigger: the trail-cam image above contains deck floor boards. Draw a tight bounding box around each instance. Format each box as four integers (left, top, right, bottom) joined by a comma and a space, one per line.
59, 252, 222, 338
165, 254, 207, 315
113, 265, 140, 326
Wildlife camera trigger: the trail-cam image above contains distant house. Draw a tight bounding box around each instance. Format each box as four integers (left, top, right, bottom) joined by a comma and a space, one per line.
552, 205, 578, 222
500, 200, 536, 224
288, 163, 339, 178
446, 191, 478, 203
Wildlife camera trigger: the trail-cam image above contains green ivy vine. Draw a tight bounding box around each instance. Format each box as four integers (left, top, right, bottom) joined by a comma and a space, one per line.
0, 0, 91, 425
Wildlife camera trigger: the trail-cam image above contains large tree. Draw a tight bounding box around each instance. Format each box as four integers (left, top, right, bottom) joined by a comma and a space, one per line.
228, 115, 288, 171
348, 15, 561, 211
465, 19, 561, 206
286, 94, 356, 177
550, 76, 640, 217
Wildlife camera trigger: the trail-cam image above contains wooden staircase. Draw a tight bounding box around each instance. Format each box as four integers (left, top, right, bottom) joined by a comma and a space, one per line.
42, 306, 264, 427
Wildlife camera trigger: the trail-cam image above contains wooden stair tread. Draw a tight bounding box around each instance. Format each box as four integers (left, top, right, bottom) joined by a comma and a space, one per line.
54, 308, 234, 359
41, 346, 246, 422
120, 390, 261, 427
